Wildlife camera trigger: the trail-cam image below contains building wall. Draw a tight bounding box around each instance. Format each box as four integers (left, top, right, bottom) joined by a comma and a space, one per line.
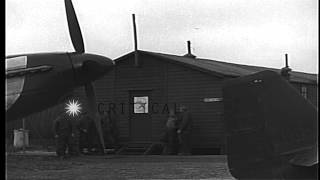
165, 58, 226, 149
114, 54, 165, 142
112, 54, 227, 151
307, 84, 318, 107
6, 103, 63, 145
73, 55, 318, 152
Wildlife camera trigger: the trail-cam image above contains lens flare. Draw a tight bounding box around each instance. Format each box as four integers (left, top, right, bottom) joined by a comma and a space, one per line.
65, 99, 81, 117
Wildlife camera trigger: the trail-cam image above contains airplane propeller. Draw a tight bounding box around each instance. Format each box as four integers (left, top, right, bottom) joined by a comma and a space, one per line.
65, 0, 106, 151
85, 83, 105, 152
65, 0, 84, 53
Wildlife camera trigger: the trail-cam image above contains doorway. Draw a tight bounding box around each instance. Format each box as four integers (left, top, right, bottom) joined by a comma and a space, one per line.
129, 90, 152, 141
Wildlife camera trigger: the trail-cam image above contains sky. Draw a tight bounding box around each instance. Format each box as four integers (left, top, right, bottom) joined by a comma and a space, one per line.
5, 0, 318, 73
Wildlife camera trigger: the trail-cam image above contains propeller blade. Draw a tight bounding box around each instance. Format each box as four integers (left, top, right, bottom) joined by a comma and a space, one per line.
84, 82, 105, 151
65, 0, 85, 53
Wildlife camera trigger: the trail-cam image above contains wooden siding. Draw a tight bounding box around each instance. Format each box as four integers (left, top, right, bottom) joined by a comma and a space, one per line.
291, 82, 318, 107
113, 54, 318, 150
165, 58, 226, 148
114, 54, 165, 142
113, 54, 227, 149
6, 103, 63, 143
307, 84, 318, 107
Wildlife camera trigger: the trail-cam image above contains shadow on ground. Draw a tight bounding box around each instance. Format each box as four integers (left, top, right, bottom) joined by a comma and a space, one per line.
6, 153, 235, 180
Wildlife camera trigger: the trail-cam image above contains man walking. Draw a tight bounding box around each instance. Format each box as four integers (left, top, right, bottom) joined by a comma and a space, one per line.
162, 108, 178, 155
177, 105, 193, 155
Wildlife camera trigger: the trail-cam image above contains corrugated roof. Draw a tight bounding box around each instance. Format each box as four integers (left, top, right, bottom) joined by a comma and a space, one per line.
115, 50, 318, 84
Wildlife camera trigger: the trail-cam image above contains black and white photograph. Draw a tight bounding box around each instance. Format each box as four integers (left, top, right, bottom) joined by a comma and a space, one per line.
5, 0, 318, 179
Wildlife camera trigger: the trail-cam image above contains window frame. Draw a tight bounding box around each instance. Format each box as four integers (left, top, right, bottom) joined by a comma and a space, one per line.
301, 85, 307, 99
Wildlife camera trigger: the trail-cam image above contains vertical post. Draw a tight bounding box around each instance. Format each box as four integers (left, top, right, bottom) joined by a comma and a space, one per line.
184, 40, 196, 58
281, 53, 291, 81
285, 53, 288, 68
187, 41, 191, 54
132, 14, 139, 67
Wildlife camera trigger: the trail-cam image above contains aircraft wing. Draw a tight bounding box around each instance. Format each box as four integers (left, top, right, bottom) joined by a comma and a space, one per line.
223, 70, 318, 179
6, 56, 28, 111
289, 144, 318, 167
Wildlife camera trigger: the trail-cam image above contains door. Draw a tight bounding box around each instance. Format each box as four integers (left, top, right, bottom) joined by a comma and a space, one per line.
129, 90, 152, 141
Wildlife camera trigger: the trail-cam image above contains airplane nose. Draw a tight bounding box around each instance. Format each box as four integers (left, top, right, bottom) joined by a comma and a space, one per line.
69, 53, 114, 85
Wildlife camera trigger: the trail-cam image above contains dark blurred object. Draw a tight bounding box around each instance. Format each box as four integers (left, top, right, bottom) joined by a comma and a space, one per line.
223, 70, 318, 179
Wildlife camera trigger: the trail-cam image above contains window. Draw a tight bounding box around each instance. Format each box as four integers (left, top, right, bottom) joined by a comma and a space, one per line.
301, 86, 307, 99
134, 96, 148, 113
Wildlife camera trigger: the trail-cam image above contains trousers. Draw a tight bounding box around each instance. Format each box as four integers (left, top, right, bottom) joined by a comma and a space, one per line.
56, 134, 69, 157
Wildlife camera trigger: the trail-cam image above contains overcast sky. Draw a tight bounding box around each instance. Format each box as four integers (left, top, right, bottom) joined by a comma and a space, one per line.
6, 0, 318, 73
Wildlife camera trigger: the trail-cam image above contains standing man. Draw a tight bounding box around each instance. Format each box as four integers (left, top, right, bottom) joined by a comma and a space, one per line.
69, 114, 81, 156
163, 108, 178, 155
109, 109, 119, 148
53, 111, 72, 159
177, 105, 193, 155
101, 111, 115, 149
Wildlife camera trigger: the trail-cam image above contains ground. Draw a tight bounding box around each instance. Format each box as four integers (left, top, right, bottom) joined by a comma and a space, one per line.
6, 152, 235, 180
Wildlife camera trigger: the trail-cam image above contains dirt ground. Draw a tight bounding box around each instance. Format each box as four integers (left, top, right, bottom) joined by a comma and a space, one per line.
6, 153, 235, 180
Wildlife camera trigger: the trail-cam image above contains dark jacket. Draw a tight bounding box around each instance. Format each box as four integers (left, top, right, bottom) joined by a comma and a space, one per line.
166, 115, 177, 130
70, 116, 81, 136
177, 111, 192, 132
79, 115, 91, 132
53, 113, 72, 136
88, 118, 101, 147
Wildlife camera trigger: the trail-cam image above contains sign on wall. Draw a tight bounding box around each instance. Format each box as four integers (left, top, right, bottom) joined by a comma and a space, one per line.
134, 96, 149, 113
203, 97, 223, 102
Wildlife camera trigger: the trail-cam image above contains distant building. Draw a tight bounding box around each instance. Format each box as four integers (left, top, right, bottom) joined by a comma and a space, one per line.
6, 50, 318, 154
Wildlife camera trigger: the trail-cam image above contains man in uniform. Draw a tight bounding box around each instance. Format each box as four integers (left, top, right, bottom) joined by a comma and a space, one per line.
109, 109, 119, 148
53, 111, 72, 159
69, 114, 81, 156
162, 108, 178, 155
101, 111, 115, 149
176, 105, 193, 155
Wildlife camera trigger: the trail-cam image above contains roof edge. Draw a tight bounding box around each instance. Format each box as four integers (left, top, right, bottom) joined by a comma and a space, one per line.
113, 50, 318, 83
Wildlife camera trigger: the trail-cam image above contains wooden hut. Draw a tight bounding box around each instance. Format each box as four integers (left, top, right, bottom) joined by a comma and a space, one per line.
73, 50, 318, 154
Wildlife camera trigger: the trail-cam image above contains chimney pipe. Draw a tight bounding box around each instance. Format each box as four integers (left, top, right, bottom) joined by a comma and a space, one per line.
281, 53, 291, 81
184, 40, 196, 58
132, 14, 139, 67
187, 41, 191, 54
